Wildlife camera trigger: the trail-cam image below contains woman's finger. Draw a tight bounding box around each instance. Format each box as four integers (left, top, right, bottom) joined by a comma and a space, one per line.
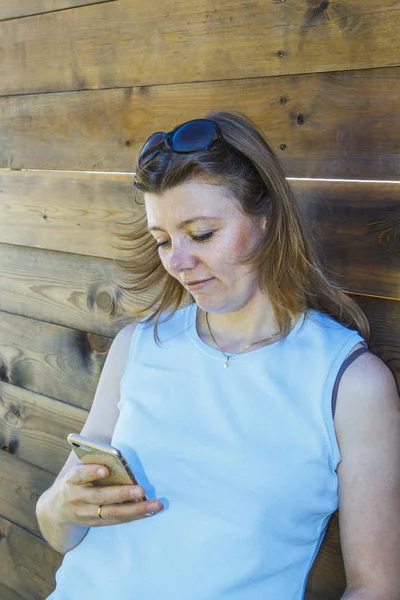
84, 483, 147, 507
90, 498, 164, 526
65, 464, 110, 485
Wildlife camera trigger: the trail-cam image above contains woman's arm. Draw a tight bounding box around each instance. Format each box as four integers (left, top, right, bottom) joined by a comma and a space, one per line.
334, 350, 400, 600
36, 322, 138, 553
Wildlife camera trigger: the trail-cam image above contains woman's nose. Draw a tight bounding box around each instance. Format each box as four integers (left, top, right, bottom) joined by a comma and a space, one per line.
167, 243, 197, 272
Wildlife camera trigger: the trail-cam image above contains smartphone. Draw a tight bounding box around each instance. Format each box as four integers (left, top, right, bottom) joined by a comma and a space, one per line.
67, 433, 147, 498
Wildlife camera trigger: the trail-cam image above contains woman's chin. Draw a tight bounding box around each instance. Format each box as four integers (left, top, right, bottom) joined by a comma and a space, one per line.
191, 294, 228, 314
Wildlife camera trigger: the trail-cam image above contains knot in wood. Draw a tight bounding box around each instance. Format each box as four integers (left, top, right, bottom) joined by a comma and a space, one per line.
87, 333, 112, 354
5, 404, 22, 426
88, 283, 120, 318
10, 404, 20, 417
0, 360, 9, 382
96, 291, 114, 312
297, 114, 306, 126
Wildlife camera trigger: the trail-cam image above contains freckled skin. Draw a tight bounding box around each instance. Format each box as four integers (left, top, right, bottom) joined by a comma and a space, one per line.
144, 179, 281, 349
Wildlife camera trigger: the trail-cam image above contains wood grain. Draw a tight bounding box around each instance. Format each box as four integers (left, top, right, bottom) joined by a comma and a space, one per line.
0, 170, 142, 258
0, 0, 114, 21
0, 242, 149, 338
0, 582, 26, 600
295, 180, 400, 300
0, 516, 62, 600
0, 310, 111, 410
0, 451, 55, 536
0, 66, 399, 178
0, 381, 86, 474
0, 0, 399, 97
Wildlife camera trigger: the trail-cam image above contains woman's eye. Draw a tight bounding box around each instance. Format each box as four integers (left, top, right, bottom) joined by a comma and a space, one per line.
191, 232, 214, 242
155, 231, 214, 249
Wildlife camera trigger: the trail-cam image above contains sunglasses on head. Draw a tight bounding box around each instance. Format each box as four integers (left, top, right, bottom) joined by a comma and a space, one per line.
135, 118, 234, 172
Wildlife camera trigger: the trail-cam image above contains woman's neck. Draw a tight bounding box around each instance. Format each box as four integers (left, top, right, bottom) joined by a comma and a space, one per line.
196, 294, 288, 354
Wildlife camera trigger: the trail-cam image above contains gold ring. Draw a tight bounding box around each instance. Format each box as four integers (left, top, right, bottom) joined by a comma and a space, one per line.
97, 504, 104, 519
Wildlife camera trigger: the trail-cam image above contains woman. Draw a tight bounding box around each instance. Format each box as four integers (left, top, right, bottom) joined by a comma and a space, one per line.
37, 111, 400, 600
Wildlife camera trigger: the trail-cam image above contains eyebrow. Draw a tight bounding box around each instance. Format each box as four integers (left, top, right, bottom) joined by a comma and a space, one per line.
148, 216, 222, 232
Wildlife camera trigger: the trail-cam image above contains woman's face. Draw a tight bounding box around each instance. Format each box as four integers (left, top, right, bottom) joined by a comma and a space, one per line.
144, 179, 266, 314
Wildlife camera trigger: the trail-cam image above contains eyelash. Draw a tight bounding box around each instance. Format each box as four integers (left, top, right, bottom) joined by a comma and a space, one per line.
156, 231, 214, 249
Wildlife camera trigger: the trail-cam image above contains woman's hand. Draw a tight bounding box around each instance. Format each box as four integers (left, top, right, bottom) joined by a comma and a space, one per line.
59, 463, 164, 527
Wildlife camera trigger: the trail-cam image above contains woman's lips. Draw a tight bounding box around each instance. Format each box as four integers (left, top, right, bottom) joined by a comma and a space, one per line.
184, 278, 214, 290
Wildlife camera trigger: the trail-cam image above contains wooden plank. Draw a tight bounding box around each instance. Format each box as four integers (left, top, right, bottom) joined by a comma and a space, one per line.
0, 451, 54, 536
0, 241, 150, 338
0, 516, 62, 600
0, 381, 86, 474
0, 170, 141, 258
0, 66, 399, 179
0, 170, 398, 300
0, 582, 26, 600
0, 0, 114, 21
0, 1, 399, 97
295, 180, 400, 300
0, 310, 111, 410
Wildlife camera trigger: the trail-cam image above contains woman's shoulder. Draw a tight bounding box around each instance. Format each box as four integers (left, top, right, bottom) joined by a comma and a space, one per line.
305, 308, 366, 343
306, 308, 352, 329
336, 350, 397, 409
334, 349, 399, 443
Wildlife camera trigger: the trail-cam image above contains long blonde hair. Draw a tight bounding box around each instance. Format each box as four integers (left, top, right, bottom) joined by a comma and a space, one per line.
112, 109, 370, 343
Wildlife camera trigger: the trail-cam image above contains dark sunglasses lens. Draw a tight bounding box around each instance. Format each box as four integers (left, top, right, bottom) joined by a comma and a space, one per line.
171, 120, 216, 151
140, 132, 164, 163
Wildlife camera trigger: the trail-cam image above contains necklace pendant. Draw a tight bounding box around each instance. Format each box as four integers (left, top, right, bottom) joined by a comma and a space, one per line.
224, 356, 229, 368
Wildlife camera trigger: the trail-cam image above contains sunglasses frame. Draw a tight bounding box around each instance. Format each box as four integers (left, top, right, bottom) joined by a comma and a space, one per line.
137, 119, 225, 170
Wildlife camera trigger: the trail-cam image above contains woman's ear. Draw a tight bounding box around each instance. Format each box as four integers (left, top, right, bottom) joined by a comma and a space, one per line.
260, 216, 267, 232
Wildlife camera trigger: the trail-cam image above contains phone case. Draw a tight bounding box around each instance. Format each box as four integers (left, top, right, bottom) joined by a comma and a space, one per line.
67, 433, 141, 488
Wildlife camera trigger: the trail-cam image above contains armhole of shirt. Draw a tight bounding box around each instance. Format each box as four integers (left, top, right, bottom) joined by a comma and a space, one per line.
331, 343, 369, 418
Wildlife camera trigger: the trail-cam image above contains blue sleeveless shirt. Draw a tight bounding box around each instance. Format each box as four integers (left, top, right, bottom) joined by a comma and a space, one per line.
48, 304, 366, 600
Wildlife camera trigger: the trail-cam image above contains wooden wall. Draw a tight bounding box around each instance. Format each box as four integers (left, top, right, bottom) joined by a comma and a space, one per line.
0, 1, 399, 598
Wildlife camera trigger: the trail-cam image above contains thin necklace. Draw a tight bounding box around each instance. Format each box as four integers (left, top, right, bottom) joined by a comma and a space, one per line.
204, 312, 281, 368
